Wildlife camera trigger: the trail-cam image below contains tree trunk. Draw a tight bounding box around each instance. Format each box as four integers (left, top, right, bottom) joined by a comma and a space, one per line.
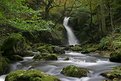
100, 0, 106, 35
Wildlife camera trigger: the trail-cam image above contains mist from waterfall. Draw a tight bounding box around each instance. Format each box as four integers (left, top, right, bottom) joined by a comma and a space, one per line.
63, 17, 79, 45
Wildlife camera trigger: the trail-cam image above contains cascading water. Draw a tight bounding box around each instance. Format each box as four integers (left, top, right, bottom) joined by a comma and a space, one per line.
63, 17, 79, 45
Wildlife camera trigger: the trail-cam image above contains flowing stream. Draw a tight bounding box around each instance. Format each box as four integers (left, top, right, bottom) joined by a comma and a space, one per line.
63, 17, 79, 45
0, 17, 121, 81
0, 51, 121, 81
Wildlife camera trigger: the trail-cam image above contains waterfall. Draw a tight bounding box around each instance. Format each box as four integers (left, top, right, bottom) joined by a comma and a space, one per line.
63, 17, 79, 45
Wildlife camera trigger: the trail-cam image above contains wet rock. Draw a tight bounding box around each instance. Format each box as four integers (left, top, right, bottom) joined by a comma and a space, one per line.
33, 53, 58, 61
1, 33, 29, 60
0, 55, 9, 75
101, 66, 121, 81
53, 46, 65, 54
37, 44, 53, 53
70, 45, 82, 51
64, 57, 70, 60
109, 52, 121, 62
61, 65, 89, 78
5, 70, 61, 81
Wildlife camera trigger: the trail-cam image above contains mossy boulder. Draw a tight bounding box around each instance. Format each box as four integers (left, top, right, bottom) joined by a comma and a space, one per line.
1, 33, 28, 59
64, 57, 70, 61
37, 44, 54, 53
0, 55, 9, 75
53, 46, 65, 54
70, 45, 82, 51
101, 66, 121, 81
61, 65, 89, 78
109, 51, 121, 62
5, 70, 60, 81
33, 54, 58, 61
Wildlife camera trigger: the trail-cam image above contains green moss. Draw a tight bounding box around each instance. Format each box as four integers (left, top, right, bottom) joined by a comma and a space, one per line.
101, 66, 121, 81
70, 45, 82, 51
0, 55, 9, 75
37, 44, 54, 53
5, 70, 60, 81
0, 33, 30, 60
44, 54, 58, 60
61, 65, 89, 78
1, 33, 27, 56
33, 54, 58, 61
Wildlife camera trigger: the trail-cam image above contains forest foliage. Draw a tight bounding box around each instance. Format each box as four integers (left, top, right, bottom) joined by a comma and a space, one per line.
0, 0, 121, 42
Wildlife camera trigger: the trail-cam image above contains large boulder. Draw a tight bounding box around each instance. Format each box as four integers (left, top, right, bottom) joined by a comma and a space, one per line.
109, 51, 121, 62
61, 65, 89, 78
70, 45, 82, 51
33, 53, 58, 61
53, 46, 65, 54
101, 66, 121, 81
5, 70, 60, 81
37, 44, 53, 53
1, 33, 28, 60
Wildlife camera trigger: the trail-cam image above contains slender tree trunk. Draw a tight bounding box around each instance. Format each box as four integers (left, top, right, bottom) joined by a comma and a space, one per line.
100, 0, 106, 35
44, 0, 54, 19
108, 1, 114, 31
89, 0, 93, 27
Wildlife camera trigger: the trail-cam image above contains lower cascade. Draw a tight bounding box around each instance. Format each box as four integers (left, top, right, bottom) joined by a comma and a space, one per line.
63, 17, 79, 45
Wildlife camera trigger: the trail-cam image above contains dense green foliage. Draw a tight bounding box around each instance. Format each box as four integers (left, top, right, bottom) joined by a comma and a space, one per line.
0, 0, 54, 31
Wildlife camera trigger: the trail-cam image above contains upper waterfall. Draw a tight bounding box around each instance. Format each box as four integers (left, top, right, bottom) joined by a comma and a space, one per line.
63, 17, 79, 45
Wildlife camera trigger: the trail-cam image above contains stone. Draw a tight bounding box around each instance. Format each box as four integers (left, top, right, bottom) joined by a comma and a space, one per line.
61, 65, 89, 78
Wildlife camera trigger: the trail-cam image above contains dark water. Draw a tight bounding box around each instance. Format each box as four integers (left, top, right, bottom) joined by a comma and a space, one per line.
0, 51, 121, 81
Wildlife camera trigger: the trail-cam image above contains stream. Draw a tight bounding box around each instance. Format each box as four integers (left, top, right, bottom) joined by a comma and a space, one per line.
0, 51, 121, 81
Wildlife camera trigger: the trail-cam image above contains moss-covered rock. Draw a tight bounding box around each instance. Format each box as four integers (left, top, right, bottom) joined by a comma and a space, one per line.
44, 54, 58, 60
5, 70, 60, 81
1, 33, 28, 59
0, 55, 9, 75
61, 65, 89, 78
70, 45, 82, 51
53, 46, 65, 54
101, 66, 121, 81
109, 51, 121, 62
37, 44, 54, 53
33, 54, 58, 61
64, 57, 70, 60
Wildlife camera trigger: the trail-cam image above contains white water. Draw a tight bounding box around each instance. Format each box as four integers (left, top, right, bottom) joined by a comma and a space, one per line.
63, 17, 79, 45
0, 75, 6, 81
0, 51, 121, 81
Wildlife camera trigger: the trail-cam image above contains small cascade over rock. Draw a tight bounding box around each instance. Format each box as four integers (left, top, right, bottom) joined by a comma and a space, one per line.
63, 17, 79, 45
